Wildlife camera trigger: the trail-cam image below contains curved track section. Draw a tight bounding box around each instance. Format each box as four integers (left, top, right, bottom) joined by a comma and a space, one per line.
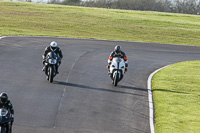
0, 37, 200, 133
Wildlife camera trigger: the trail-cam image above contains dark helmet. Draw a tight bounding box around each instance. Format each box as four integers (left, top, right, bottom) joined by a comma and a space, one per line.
114, 45, 121, 53
0, 92, 8, 103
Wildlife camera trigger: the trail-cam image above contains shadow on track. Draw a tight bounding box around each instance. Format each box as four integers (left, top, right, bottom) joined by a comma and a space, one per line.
119, 85, 147, 92
152, 89, 190, 94
54, 81, 146, 97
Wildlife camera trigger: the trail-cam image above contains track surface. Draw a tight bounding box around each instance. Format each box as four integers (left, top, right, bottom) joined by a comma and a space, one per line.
0, 37, 200, 133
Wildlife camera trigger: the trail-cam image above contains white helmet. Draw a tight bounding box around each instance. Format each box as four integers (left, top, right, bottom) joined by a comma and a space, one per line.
50, 41, 57, 48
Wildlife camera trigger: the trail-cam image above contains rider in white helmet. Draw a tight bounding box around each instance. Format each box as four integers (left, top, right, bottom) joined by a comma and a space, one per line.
42, 41, 63, 74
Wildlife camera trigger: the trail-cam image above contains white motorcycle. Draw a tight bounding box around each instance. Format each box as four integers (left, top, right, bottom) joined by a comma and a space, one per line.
108, 57, 127, 86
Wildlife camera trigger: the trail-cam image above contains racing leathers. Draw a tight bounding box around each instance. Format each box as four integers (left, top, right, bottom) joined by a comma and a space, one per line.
42, 46, 63, 73
0, 100, 14, 133
107, 50, 128, 72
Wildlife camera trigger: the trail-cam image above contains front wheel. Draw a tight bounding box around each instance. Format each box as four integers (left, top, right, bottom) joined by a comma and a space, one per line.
0, 126, 6, 133
49, 66, 54, 83
113, 72, 118, 86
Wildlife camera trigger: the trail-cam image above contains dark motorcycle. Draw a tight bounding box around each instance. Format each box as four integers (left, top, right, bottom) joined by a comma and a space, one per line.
0, 108, 12, 133
44, 51, 59, 83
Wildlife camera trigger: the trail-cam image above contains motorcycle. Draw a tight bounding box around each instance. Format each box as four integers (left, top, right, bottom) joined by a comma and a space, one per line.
109, 57, 126, 86
44, 51, 59, 83
0, 108, 12, 133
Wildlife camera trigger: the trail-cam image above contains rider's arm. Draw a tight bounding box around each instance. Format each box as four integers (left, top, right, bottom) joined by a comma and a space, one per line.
108, 52, 114, 64
42, 47, 49, 59
108, 56, 113, 60
57, 47, 63, 59
124, 56, 128, 61
8, 101, 14, 122
121, 51, 127, 61
122, 52, 128, 67
8, 101, 14, 115
108, 52, 114, 60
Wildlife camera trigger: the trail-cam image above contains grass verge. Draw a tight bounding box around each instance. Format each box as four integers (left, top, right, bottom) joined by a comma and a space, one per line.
0, 1, 200, 45
152, 61, 200, 133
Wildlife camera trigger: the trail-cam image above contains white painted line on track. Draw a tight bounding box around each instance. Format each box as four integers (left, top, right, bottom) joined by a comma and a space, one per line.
53, 49, 95, 129
0, 36, 7, 39
147, 65, 170, 133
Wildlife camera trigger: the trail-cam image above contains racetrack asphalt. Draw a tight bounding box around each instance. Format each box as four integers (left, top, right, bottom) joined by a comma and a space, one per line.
0, 36, 200, 133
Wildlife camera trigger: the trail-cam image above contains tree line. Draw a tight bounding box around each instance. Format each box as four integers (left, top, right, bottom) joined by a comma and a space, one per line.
48, 0, 200, 15
6, 0, 200, 14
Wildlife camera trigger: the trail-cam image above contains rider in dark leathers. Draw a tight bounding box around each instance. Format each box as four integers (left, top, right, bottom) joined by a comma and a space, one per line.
42, 41, 63, 74
107, 45, 128, 73
0, 92, 14, 133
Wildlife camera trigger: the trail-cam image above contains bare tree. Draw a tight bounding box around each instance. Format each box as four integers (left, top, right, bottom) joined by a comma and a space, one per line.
47, 0, 200, 15
62, 0, 81, 5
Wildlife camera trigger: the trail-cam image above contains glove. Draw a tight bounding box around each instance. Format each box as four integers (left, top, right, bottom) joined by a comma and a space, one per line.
108, 59, 111, 64
11, 114, 14, 122
42, 55, 46, 59
58, 57, 62, 64
43, 59, 46, 64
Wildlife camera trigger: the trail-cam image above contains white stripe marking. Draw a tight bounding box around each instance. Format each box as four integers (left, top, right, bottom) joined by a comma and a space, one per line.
0, 36, 6, 39
147, 65, 170, 133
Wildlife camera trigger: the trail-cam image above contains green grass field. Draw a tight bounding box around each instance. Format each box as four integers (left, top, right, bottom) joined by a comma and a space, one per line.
1, 1, 200, 45
0, 1, 200, 132
152, 61, 200, 133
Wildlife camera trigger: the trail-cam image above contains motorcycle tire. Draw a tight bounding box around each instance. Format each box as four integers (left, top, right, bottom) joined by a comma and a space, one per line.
113, 72, 118, 86
0, 126, 6, 133
49, 67, 54, 83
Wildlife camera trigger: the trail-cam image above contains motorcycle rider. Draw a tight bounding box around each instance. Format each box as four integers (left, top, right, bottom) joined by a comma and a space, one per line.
107, 45, 128, 73
42, 41, 63, 74
0, 92, 14, 133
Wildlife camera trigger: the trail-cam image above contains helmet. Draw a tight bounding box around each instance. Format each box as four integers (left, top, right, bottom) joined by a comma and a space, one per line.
50, 41, 57, 50
0, 92, 8, 103
114, 45, 121, 53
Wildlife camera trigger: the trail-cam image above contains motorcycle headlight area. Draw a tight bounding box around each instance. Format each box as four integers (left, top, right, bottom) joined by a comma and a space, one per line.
0, 109, 8, 117
48, 59, 57, 64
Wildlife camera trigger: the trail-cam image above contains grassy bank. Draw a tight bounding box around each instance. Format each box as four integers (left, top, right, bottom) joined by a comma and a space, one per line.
0, 1, 200, 45
152, 61, 200, 133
